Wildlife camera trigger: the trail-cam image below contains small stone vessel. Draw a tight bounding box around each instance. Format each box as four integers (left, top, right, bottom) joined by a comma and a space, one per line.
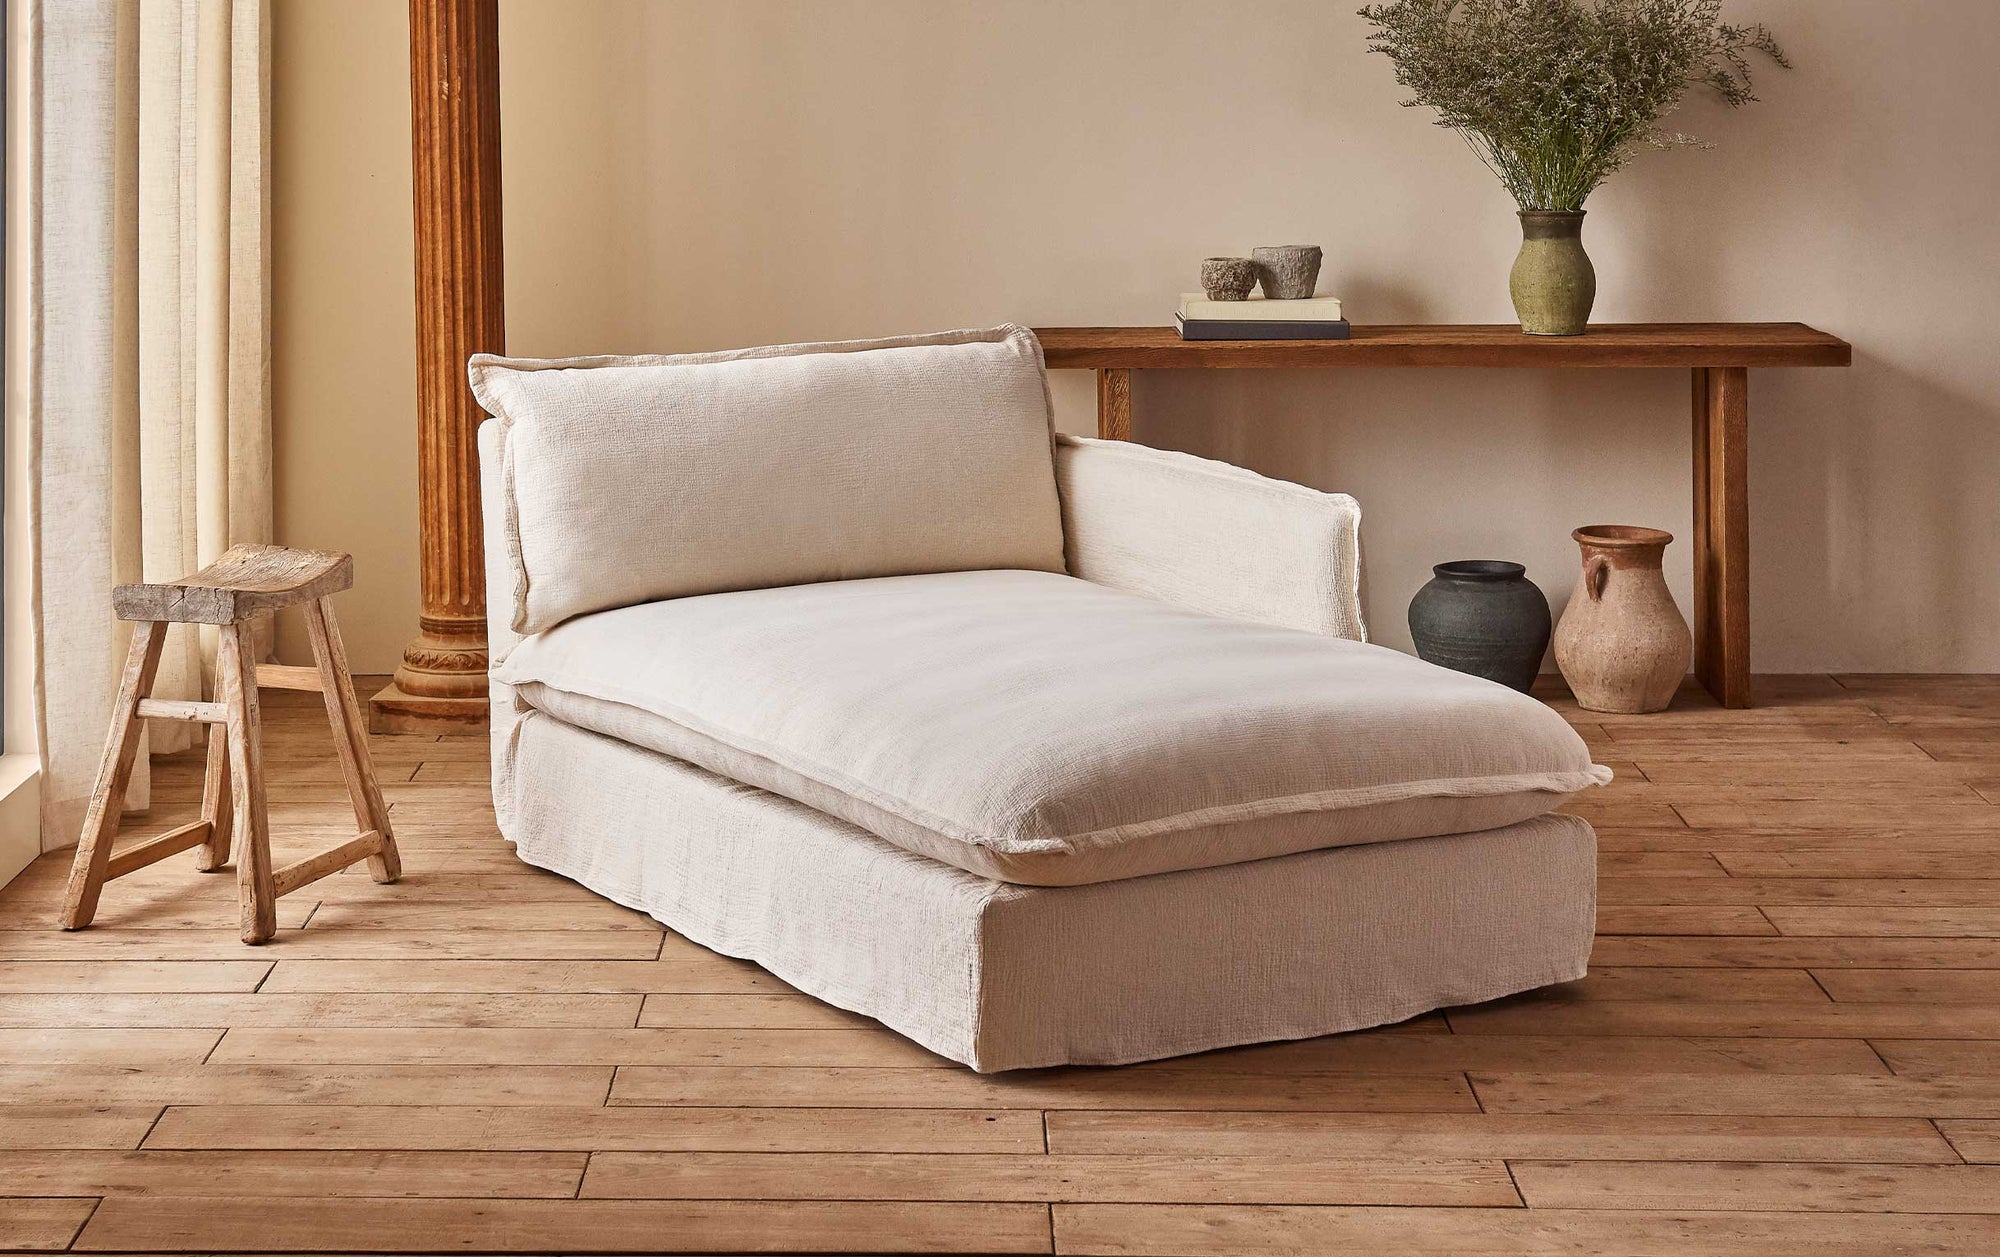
1200, 257, 1258, 301
1553, 525, 1693, 714
1252, 245, 1323, 300
1408, 561, 1552, 694
1509, 211, 1595, 336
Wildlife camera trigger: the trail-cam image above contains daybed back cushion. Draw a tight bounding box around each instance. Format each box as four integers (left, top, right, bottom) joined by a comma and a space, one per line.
469, 324, 1067, 635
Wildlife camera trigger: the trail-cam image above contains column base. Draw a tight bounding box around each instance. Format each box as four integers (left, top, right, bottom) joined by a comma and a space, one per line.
371, 623, 490, 735
368, 682, 489, 735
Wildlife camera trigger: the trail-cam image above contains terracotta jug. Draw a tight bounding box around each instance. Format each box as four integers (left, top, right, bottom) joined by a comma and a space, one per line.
1553, 525, 1692, 714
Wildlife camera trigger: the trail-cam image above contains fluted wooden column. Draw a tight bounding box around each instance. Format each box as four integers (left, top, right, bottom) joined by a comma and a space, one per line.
370, 0, 503, 733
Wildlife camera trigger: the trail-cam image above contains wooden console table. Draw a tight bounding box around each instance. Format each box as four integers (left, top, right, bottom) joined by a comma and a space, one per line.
1033, 323, 1852, 708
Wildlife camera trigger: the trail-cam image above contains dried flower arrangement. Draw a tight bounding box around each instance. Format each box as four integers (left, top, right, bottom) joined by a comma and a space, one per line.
1358, 0, 1788, 213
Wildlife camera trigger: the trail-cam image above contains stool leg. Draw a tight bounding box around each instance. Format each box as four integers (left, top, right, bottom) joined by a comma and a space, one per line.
217, 621, 276, 944
60, 623, 168, 930
193, 722, 233, 872
306, 597, 401, 883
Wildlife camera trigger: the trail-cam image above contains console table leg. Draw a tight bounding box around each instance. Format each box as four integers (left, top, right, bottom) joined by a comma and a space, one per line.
1095, 368, 1131, 441
1692, 366, 1752, 708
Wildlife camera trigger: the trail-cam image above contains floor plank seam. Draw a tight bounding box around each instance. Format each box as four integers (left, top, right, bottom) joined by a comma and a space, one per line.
1862, 1039, 1899, 1074
63, 1195, 103, 1252
1932, 1119, 1971, 1164
130, 1103, 171, 1152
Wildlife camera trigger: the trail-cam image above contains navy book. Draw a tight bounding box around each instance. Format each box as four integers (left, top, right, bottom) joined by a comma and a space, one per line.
1176, 315, 1352, 341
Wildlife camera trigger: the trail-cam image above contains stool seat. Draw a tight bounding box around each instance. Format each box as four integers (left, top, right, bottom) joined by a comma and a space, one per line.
113, 545, 354, 625
63, 547, 398, 944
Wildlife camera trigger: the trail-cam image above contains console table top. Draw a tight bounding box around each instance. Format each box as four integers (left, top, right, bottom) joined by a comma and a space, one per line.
1032, 322, 1851, 370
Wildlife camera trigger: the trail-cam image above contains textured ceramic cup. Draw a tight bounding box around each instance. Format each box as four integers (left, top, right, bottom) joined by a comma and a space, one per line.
1200, 257, 1258, 301
1252, 245, 1323, 299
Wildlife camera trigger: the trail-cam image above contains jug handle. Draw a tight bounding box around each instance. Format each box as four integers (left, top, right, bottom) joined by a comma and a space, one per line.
1584, 555, 1610, 602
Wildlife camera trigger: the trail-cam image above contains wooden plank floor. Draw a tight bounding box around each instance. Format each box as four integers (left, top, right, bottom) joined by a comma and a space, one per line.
0, 674, 1995, 1254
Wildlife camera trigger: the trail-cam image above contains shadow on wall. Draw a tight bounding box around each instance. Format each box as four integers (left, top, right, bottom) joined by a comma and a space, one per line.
1126, 345, 1997, 674
1111, 2, 2000, 674
1125, 56, 2000, 674
1754, 353, 1995, 673
1131, 366, 1691, 665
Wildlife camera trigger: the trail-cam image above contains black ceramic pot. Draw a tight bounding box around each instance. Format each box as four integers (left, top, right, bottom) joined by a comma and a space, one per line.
1407, 560, 1552, 693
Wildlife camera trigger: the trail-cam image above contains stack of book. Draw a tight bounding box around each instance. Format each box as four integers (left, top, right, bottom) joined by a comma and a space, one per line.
1175, 294, 1349, 341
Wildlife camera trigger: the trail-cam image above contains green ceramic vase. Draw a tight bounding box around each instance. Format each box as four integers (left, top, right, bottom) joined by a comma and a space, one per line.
1509, 210, 1596, 336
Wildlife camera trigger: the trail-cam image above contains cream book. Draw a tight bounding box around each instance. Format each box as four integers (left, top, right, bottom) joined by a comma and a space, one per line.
1178, 293, 1344, 322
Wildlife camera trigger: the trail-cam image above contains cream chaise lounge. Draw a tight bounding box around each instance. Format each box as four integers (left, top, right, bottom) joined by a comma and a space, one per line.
473, 324, 1608, 1072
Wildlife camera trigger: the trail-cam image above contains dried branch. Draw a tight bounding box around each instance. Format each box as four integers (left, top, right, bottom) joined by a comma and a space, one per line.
1357, 0, 1789, 211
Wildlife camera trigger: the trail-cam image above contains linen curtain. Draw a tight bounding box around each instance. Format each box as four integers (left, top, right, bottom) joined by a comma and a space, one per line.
27, 0, 271, 850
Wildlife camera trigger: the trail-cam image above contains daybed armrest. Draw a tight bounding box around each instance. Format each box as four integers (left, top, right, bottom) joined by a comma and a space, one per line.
1054, 433, 1365, 640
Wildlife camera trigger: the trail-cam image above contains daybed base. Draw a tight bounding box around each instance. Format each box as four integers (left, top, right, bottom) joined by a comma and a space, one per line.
499, 710, 1597, 1072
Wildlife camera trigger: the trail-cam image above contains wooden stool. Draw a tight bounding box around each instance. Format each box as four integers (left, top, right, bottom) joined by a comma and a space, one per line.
60, 545, 402, 944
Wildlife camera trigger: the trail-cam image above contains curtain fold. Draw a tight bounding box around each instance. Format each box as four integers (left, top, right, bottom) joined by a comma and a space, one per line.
29, 0, 272, 851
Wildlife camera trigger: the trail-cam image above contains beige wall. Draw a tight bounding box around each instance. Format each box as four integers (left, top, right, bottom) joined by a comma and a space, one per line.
275, 0, 2000, 674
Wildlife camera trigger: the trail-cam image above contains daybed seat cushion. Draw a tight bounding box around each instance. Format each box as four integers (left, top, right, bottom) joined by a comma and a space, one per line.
495, 569, 1610, 886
